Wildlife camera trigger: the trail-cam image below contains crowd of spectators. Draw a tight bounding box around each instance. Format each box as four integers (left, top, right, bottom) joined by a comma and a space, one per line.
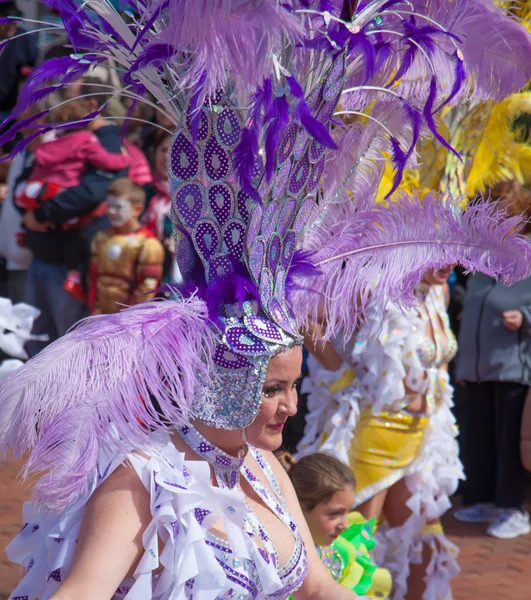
0, 10, 176, 356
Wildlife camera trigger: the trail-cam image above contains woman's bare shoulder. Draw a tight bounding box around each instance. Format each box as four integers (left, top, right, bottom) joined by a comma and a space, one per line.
90, 460, 149, 505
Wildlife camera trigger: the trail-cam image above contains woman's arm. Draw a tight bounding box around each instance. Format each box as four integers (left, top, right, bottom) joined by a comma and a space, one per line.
303, 321, 344, 372
266, 453, 357, 600
49, 463, 152, 600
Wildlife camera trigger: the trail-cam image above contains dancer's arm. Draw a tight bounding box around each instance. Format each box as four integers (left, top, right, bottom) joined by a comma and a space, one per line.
303, 320, 343, 371
49, 463, 152, 600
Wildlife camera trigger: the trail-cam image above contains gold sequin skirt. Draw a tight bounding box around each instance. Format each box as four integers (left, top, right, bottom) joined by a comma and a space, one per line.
349, 408, 429, 507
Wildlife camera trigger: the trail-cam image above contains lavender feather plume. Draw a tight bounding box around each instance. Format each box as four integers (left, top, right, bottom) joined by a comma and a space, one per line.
415, 0, 531, 101
295, 193, 531, 340
0, 298, 215, 511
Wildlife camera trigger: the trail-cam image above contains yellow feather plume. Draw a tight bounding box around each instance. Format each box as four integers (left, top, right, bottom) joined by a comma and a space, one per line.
466, 92, 531, 195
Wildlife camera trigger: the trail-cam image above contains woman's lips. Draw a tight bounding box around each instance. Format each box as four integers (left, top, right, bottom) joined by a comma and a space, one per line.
268, 423, 285, 432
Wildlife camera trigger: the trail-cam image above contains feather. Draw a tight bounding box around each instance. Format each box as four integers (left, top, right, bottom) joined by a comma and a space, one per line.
419, 0, 531, 101
233, 126, 261, 203
386, 137, 407, 199
423, 76, 460, 158
233, 78, 273, 203
123, 43, 176, 85
467, 92, 531, 194
164, 0, 303, 101
9, 55, 102, 117
294, 192, 531, 340
0, 298, 215, 511
264, 95, 290, 181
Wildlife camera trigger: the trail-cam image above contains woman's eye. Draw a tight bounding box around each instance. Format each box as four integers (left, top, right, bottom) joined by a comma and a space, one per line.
262, 386, 281, 398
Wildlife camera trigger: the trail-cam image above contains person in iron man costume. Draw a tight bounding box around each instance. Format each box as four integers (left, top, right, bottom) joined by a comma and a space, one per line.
89, 177, 164, 315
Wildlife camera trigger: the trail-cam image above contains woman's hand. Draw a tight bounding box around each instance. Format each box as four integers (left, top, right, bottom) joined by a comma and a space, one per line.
22, 211, 52, 232
502, 309, 524, 332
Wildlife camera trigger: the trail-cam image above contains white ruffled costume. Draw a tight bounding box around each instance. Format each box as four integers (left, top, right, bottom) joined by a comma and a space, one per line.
0, 297, 45, 380
297, 285, 463, 600
7, 427, 307, 600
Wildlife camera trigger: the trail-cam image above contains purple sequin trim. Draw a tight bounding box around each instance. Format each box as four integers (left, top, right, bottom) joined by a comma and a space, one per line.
194, 507, 211, 525
162, 480, 186, 490
197, 441, 215, 454
215, 454, 232, 467
205, 537, 232, 553
47, 568, 62, 582
215, 557, 259, 598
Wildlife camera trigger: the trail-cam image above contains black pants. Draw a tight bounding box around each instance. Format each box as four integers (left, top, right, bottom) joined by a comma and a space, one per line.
461, 381, 527, 509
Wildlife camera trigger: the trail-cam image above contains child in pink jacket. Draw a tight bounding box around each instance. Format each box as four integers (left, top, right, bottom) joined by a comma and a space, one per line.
15, 99, 130, 302
16, 99, 130, 229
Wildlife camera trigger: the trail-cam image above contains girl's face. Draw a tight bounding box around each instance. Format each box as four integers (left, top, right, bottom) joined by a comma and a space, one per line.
304, 486, 354, 547
244, 346, 302, 452
423, 264, 455, 286
155, 135, 172, 177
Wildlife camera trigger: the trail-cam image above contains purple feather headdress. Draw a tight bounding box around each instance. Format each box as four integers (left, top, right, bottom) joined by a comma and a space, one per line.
0, 0, 530, 511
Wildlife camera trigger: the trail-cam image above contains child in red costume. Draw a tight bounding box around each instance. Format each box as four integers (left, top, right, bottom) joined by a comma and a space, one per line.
88, 178, 164, 315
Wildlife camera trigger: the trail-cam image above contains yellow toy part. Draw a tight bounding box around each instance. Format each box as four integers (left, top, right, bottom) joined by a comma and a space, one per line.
337, 512, 392, 598
305, 512, 392, 600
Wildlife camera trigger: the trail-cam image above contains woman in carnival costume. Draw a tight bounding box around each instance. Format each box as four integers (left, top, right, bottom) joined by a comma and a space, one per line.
0, 1, 530, 599
299, 265, 462, 599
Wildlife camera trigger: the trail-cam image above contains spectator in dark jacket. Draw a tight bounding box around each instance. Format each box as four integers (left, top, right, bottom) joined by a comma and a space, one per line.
0, 2, 38, 119
454, 181, 531, 540
22, 81, 128, 355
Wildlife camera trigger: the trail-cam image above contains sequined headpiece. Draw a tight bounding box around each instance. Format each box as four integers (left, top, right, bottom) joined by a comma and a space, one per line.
1, 0, 531, 510
167, 72, 346, 427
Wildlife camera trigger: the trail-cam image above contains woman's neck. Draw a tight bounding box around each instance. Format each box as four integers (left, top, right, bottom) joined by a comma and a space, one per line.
415, 280, 432, 301
193, 421, 246, 457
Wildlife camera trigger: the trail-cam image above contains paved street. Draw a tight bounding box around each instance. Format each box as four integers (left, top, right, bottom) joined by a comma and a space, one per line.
1, 459, 530, 599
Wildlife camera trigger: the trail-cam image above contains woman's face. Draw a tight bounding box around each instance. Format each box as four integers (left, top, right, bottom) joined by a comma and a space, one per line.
423, 264, 455, 286
155, 135, 172, 177
304, 486, 354, 547
244, 346, 302, 452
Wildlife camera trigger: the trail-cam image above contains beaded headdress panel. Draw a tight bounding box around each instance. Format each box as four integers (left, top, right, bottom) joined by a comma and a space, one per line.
1, 0, 531, 510
168, 57, 346, 427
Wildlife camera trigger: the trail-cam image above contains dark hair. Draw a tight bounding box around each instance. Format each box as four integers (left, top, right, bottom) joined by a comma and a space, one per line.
276, 451, 355, 512
153, 128, 173, 150
107, 177, 146, 206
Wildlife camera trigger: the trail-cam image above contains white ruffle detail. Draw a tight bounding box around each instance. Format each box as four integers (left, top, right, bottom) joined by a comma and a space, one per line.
375, 525, 459, 600
296, 355, 361, 464
7, 433, 291, 600
296, 302, 426, 465
350, 302, 428, 416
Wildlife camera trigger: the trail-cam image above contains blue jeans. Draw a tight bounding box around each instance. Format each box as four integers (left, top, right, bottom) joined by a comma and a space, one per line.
24, 258, 86, 356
